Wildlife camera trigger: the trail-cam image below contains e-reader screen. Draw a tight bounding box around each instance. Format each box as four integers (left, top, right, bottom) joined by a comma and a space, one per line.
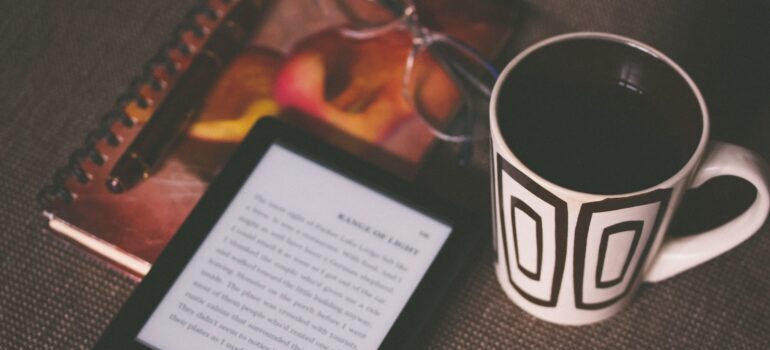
135, 144, 453, 350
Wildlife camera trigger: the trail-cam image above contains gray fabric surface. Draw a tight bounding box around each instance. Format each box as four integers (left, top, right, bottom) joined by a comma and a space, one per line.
1, 0, 768, 349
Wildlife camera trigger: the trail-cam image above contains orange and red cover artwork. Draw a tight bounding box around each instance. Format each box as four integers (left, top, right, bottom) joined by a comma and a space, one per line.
44, 0, 516, 277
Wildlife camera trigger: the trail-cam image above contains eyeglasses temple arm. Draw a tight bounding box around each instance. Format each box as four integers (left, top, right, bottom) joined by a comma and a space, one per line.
429, 34, 499, 96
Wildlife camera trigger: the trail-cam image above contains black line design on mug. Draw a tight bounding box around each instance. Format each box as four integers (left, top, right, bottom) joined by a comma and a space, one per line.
490, 141, 499, 258
511, 199, 543, 280
496, 154, 567, 307
573, 189, 671, 310
595, 220, 643, 288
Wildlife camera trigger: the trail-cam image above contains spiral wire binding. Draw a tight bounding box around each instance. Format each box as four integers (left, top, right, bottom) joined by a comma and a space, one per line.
37, 0, 232, 207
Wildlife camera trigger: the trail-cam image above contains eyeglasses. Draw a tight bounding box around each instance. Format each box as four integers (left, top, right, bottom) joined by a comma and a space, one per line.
319, 0, 499, 153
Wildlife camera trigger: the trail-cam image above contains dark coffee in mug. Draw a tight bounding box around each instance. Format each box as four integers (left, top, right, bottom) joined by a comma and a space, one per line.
496, 38, 703, 194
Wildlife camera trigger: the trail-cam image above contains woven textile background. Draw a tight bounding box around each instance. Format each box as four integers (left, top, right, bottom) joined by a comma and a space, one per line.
1, 0, 768, 349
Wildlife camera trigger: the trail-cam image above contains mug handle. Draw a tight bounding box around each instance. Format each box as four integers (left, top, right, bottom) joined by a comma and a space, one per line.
645, 141, 770, 282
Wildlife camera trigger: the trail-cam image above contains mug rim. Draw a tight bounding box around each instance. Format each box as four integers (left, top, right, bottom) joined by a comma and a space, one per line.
489, 31, 710, 200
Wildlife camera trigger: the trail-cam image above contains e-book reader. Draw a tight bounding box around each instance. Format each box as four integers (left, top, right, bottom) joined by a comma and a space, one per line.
94, 118, 482, 350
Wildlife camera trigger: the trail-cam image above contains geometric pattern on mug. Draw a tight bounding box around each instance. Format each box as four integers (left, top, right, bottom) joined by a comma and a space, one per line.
496, 154, 568, 307
573, 189, 671, 310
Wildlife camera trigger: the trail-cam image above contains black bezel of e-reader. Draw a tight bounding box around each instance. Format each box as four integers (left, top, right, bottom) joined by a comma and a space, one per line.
93, 117, 483, 350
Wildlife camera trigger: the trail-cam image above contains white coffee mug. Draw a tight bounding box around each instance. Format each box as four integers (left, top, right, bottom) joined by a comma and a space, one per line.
489, 32, 770, 325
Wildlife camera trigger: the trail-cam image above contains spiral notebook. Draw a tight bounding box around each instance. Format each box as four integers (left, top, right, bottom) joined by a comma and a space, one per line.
38, 0, 516, 278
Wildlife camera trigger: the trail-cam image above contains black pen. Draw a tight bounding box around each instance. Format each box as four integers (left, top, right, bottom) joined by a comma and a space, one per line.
107, 0, 260, 193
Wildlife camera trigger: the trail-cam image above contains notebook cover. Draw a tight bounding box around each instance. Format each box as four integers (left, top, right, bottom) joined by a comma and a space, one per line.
39, 0, 517, 278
